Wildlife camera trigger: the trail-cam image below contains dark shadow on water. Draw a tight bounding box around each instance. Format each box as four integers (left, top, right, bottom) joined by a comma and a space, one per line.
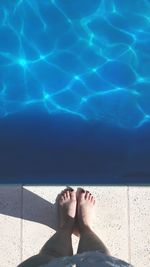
0, 110, 150, 183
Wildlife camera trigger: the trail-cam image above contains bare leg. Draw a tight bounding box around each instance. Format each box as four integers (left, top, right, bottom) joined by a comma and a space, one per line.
18, 188, 77, 267
77, 190, 110, 255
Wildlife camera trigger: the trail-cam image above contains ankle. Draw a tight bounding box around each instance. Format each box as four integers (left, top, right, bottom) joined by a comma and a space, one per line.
60, 220, 74, 232
79, 224, 92, 234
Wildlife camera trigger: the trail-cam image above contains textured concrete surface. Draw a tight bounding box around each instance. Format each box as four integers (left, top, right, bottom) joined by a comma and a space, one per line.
0, 186, 149, 267
0, 186, 22, 267
129, 187, 150, 267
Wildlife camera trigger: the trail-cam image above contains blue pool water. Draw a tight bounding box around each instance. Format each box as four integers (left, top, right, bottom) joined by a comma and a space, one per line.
0, 0, 150, 182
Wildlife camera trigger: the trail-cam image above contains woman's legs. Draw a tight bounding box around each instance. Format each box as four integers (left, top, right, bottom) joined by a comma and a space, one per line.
77, 190, 110, 255
18, 188, 110, 267
18, 188, 77, 267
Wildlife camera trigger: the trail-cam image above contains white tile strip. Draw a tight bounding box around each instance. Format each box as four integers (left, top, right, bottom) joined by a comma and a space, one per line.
129, 186, 150, 267
0, 185, 22, 267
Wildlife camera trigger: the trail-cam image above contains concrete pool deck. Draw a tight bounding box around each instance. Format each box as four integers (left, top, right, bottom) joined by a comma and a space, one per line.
0, 185, 149, 267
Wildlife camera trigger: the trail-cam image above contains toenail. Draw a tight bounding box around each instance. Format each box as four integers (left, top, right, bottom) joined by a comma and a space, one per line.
68, 187, 73, 191
67, 187, 73, 191
81, 189, 85, 193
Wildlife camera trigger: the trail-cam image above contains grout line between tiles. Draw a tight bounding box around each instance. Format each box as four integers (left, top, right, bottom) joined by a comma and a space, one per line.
127, 186, 131, 264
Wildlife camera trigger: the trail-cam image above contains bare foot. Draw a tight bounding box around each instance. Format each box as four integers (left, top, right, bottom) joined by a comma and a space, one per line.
58, 188, 77, 231
77, 189, 95, 232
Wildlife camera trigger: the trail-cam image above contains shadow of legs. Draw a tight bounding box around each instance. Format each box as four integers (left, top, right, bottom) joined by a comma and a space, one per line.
17, 218, 74, 267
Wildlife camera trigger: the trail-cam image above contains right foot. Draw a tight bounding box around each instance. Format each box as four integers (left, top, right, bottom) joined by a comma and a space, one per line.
58, 188, 77, 231
77, 189, 95, 232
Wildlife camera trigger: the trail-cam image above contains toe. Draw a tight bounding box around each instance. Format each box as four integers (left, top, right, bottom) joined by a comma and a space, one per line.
85, 190, 90, 200
70, 190, 76, 200
91, 196, 95, 205
62, 188, 68, 194
89, 193, 92, 201
66, 190, 70, 199
79, 189, 86, 201
62, 192, 66, 200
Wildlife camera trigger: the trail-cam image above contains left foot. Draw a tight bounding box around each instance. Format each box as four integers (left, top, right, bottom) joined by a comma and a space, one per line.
58, 188, 77, 231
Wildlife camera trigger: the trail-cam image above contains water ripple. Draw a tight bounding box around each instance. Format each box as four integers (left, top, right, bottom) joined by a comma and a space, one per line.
0, 0, 150, 128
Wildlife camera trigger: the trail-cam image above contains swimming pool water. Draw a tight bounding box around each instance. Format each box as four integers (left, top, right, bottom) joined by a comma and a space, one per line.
1, 0, 150, 129
1, 1, 150, 182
